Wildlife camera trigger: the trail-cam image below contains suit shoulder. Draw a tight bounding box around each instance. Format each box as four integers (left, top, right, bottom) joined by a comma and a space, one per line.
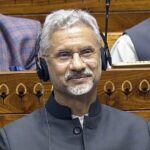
3, 108, 45, 133
0, 108, 49, 150
101, 104, 150, 126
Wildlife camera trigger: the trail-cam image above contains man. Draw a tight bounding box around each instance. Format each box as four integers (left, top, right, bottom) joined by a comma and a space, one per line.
0, 10, 150, 150
111, 18, 150, 64
0, 14, 41, 71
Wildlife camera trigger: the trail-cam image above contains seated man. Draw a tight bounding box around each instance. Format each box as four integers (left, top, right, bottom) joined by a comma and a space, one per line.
111, 18, 150, 64
0, 14, 41, 71
0, 10, 150, 150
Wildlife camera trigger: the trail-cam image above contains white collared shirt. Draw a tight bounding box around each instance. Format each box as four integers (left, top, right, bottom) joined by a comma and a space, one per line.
72, 114, 88, 128
111, 34, 138, 64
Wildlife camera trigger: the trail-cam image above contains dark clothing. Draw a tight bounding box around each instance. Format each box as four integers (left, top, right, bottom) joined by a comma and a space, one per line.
0, 94, 150, 150
125, 18, 150, 61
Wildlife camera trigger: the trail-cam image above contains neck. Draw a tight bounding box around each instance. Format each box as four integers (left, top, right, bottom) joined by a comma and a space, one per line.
54, 88, 97, 116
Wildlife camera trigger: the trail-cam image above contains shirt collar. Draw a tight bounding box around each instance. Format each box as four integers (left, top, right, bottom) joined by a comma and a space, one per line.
45, 92, 101, 120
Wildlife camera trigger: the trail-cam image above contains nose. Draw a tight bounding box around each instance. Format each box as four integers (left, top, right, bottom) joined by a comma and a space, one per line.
69, 53, 86, 71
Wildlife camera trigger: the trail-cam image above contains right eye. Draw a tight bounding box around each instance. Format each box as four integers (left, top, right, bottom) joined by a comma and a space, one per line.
57, 52, 72, 60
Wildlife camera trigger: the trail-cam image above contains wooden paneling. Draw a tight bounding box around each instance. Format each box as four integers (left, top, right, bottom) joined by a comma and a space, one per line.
0, 114, 25, 127
0, 0, 150, 31
107, 32, 121, 48
0, 72, 51, 114
99, 69, 150, 111
94, 13, 150, 32
1, 69, 150, 127
0, 0, 150, 14
12, 13, 150, 32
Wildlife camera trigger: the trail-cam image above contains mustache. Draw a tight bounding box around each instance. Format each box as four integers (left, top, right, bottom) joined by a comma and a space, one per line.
65, 69, 93, 81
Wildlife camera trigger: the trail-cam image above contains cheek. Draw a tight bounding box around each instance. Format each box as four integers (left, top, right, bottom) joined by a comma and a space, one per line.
88, 58, 101, 78
88, 57, 101, 70
94, 62, 101, 76
48, 65, 66, 82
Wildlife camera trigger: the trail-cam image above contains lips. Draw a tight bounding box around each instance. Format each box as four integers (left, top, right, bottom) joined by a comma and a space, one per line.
67, 74, 91, 81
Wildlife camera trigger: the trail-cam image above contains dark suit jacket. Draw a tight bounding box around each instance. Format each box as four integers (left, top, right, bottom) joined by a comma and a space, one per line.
125, 18, 150, 61
0, 94, 150, 150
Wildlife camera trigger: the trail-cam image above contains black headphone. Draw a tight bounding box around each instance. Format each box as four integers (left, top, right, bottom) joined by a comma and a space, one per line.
35, 31, 112, 82
100, 31, 112, 70
35, 35, 50, 82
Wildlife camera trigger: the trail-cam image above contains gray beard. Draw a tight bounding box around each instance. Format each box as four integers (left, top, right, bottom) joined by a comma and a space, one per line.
67, 82, 93, 96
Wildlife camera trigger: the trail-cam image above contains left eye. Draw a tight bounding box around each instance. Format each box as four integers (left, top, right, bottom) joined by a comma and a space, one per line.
81, 49, 93, 56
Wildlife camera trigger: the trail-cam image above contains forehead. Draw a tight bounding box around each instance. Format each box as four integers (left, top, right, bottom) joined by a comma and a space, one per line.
50, 24, 99, 50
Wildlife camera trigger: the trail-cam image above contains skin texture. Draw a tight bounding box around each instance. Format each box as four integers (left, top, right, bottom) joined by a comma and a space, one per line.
46, 24, 102, 115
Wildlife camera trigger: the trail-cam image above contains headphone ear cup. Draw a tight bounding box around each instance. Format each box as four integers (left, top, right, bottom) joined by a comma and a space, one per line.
36, 57, 50, 82
100, 47, 107, 70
